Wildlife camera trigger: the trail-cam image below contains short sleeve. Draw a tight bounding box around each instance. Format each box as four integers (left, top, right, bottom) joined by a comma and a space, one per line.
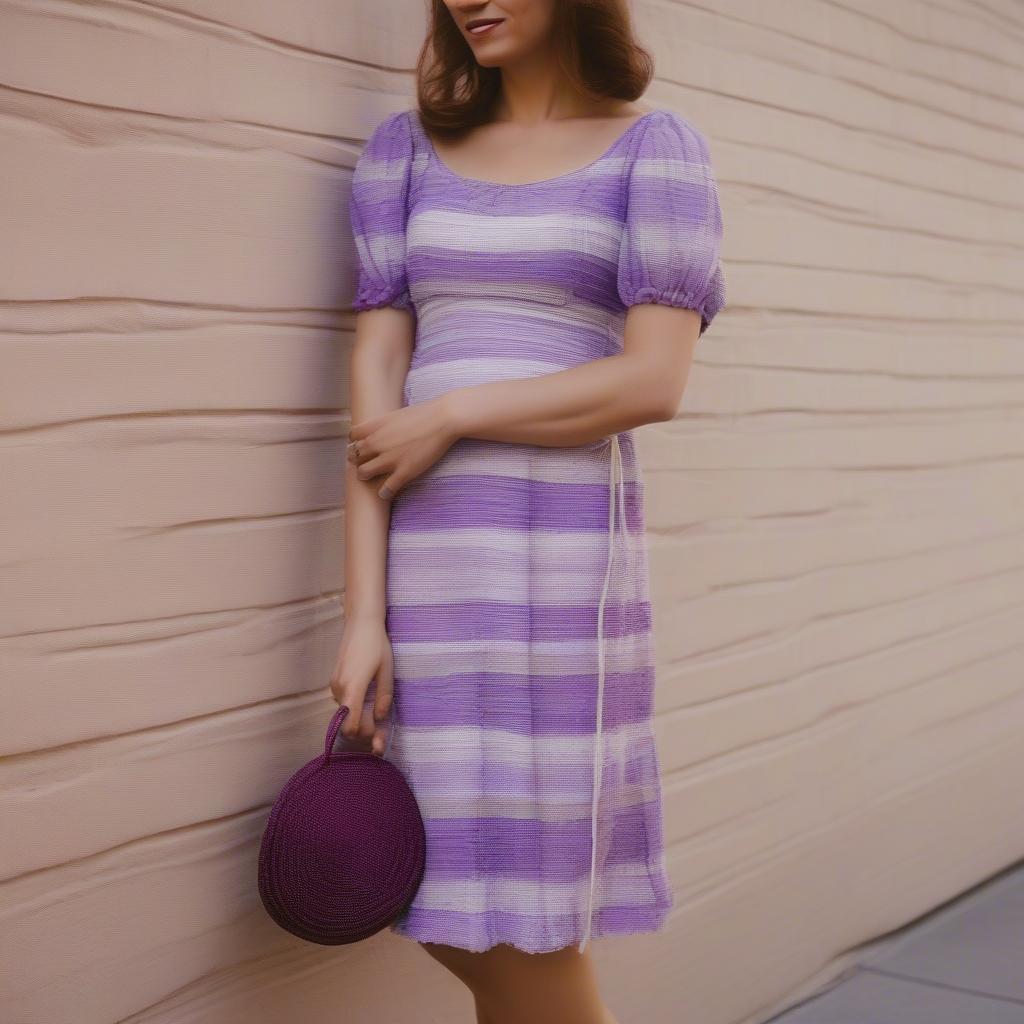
616, 110, 725, 336
348, 110, 414, 313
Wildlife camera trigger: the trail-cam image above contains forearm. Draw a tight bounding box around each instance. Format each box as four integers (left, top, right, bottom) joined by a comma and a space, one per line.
445, 351, 674, 448
344, 462, 389, 623
344, 317, 412, 621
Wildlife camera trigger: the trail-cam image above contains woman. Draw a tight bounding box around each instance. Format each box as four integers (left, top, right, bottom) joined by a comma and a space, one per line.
337, 0, 725, 1020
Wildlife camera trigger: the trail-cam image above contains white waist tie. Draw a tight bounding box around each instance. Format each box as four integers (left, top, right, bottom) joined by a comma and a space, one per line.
578, 432, 627, 953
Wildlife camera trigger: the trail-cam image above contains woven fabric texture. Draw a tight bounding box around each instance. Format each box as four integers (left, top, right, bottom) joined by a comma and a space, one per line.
347, 105, 725, 953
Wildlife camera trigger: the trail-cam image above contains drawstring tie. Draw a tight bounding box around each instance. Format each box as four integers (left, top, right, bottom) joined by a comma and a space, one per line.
578, 432, 627, 953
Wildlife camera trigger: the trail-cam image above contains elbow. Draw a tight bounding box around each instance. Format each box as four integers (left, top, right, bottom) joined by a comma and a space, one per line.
641, 386, 682, 424
629, 360, 686, 424
655, 397, 680, 423
650, 398, 680, 424
628, 394, 677, 426
623, 391, 677, 426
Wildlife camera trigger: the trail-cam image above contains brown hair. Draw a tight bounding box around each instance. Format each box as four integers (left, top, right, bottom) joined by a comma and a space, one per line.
414, 0, 654, 138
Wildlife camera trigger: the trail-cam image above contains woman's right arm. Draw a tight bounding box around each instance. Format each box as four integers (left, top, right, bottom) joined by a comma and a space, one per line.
330, 305, 414, 755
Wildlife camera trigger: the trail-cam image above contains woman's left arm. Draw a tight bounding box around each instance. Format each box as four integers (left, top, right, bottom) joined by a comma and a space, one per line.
347, 305, 698, 491
444, 303, 700, 446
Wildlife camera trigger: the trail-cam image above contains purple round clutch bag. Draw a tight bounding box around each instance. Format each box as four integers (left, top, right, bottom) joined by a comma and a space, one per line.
257, 704, 426, 945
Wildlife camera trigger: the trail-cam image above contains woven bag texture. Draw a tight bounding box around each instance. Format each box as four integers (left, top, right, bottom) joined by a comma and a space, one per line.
258, 705, 426, 945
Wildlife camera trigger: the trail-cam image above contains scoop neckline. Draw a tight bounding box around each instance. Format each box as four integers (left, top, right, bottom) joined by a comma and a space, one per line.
409, 107, 661, 189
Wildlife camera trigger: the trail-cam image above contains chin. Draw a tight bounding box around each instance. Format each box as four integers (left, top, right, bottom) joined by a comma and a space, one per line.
467, 41, 524, 68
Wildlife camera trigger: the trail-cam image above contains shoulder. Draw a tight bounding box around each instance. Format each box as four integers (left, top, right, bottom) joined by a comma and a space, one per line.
360, 108, 415, 161
633, 108, 713, 163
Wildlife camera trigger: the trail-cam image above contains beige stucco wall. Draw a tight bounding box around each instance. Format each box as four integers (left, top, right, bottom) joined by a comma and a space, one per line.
2, 2, 1022, 1022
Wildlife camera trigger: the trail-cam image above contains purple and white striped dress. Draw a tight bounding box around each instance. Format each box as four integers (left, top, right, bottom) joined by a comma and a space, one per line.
347, 105, 725, 954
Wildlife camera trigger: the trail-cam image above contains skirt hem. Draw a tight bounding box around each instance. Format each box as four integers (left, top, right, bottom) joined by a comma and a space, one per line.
385, 898, 673, 955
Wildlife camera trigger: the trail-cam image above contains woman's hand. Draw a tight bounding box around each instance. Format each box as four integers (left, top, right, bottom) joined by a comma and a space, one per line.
329, 613, 394, 756
347, 395, 460, 499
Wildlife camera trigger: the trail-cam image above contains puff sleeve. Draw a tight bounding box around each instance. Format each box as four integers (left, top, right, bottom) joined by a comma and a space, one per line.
348, 110, 414, 313
616, 110, 725, 336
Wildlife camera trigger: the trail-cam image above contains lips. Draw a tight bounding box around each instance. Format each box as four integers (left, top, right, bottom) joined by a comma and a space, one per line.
466, 17, 504, 34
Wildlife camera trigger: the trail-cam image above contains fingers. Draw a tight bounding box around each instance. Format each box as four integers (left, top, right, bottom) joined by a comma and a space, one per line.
329, 674, 372, 742
373, 661, 395, 757
343, 706, 377, 753
329, 631, 396, 757
347, 439, 374, 466
356, 701, 378, 751
328, 682, 384, 756
348, 697, 376, 743
350, 448, 401, 500
354, 457, 402, 501
351, 450, 383, 477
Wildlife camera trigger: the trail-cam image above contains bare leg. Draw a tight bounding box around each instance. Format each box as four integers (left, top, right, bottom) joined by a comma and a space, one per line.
420, 941, 614, 1024
421, 943, 496, 1023
473, 996, 498, 1024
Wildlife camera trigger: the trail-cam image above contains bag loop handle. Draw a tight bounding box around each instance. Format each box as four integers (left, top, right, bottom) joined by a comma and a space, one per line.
325, 704, 351, 759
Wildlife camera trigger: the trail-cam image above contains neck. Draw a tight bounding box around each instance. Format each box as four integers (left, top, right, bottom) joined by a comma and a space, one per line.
491, 52, 592, 124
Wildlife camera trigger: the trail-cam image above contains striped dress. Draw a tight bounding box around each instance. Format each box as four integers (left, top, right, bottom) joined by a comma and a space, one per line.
347, 105, 725, 954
